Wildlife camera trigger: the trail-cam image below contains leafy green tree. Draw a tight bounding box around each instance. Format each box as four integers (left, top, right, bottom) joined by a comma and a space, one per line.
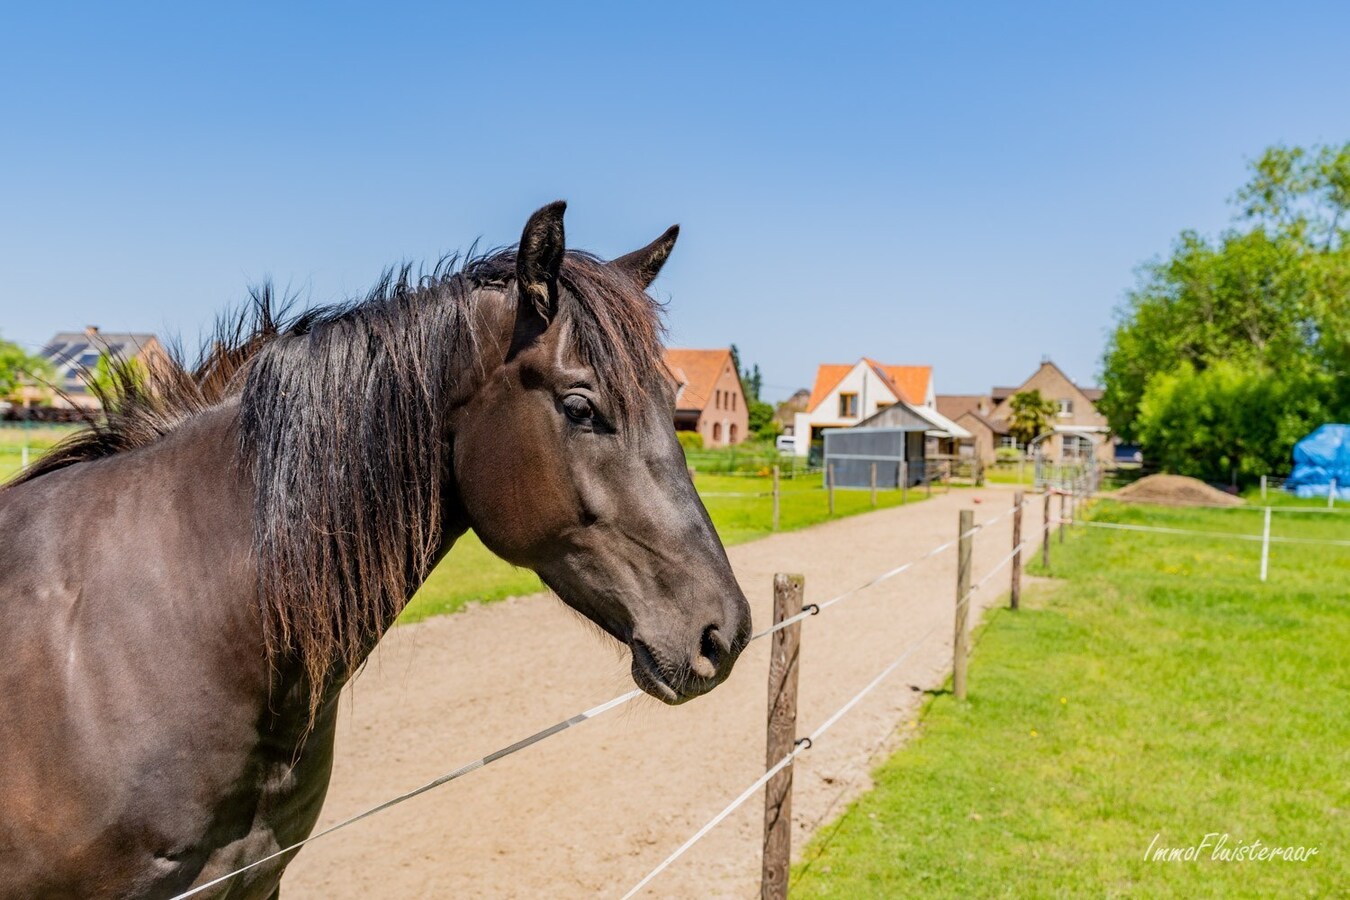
747, 399, 775, 435
1134, 360, 1335, 482
0, 336, 52, 401
1007, 389, 1057, 447
89, 353, 145, 400
1102, 142, 1350, 477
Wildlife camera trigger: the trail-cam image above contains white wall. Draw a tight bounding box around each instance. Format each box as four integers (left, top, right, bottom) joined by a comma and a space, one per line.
791, 362, 901, 455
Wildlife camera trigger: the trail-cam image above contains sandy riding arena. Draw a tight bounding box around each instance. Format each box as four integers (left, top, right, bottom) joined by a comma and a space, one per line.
283, 487, 1045, 898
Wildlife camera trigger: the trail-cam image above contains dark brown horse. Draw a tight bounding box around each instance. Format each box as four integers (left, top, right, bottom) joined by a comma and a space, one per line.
0, 203, 751, 898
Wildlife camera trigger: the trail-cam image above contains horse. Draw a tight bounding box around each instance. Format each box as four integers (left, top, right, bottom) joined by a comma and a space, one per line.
0, 202, 752, 899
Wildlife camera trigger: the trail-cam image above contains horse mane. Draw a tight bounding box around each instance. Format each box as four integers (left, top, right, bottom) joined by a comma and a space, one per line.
15, 248, 667, 717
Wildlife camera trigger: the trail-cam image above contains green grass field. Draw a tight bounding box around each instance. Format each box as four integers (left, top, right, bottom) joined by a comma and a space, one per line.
792, 501, 1348, 897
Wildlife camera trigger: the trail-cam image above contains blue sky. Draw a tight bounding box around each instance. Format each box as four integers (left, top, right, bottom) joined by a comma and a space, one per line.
3, 2, 1347, 400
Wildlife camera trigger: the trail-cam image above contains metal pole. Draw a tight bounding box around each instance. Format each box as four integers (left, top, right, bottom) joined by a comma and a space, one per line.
901, 460, 908, 504
1042, 492, 1051, 569
1058, 491, 1066, 544
1330, 479, 1337, 509
1260, 506, 1271, 582
870, 462, 877, 508
1011, 491, 1024, 610
1260, 474, 1268, 501
827, 464, 835, 515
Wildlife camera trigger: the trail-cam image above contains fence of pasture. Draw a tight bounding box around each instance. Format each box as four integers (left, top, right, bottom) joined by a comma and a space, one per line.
175, 475, 1348, 899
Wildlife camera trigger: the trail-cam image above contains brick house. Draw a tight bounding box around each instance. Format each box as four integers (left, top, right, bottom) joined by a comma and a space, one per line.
935, 359, 1113, 464
665, 347, 749, 447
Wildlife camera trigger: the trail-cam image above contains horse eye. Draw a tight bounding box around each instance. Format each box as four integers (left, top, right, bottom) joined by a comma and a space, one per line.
562, 394, 595, 423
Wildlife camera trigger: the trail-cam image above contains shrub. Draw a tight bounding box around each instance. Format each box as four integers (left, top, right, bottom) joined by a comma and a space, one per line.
676, 431, 704, 451
995, 447, 1023, 463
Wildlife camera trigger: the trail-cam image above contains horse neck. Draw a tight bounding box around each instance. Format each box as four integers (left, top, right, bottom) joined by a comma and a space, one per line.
239, 285, 517, 704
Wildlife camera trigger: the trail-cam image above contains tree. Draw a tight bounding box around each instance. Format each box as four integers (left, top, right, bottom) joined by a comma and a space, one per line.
1007, 389, 1057, 447
1133, 360, 1334, 482
0, 336, 52, 401
89, 352, 146, 401
1101, 142, 1350, 477
747, 399, 775, 435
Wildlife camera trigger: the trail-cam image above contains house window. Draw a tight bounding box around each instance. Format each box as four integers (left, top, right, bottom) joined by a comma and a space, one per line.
732, 393, 737, 411
729, 423, 738, 443
1062, 435, 1091, 459
838, 392, 858, 418
999, 435, 1020, 449
1058, 399, 1073, 417
713, 422, 722, 442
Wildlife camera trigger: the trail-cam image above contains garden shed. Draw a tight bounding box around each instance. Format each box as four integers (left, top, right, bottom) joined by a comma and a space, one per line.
823, 401, 971, 488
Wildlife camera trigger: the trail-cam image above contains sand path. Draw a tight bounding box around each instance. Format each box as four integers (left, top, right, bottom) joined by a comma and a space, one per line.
283, 485, 1045, 898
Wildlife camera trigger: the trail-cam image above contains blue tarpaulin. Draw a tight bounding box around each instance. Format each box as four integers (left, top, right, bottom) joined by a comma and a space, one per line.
1286, 424, 1350, 499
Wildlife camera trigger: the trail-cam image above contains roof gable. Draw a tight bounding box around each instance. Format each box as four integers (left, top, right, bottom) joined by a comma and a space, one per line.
807, 358, 930, 413
806, 363, 854, 412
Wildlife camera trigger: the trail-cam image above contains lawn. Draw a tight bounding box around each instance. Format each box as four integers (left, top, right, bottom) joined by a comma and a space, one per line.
791, 501, 1349, 897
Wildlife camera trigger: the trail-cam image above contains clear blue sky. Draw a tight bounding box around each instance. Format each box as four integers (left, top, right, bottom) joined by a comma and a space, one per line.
3, 2, 1347, 400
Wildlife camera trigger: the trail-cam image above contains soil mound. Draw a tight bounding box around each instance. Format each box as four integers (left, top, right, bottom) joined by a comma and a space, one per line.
1114, 473, 1244, 507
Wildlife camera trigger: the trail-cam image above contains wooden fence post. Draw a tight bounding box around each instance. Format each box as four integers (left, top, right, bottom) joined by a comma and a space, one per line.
827, 464, 836, 515
954, 510, 973, 701
870, 462, 877, 508
901, 460, 908, 504
762, 574, 803, 900
1011, 491, 1023, 610
1042, 491, 1051, 570
772, 465, 781, 532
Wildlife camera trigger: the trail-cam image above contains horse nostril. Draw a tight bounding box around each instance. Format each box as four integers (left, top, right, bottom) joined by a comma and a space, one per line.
694, 624, 729, 680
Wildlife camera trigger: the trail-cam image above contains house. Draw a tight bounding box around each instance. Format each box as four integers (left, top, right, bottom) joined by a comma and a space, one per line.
791, 358, 934, 456
935, 359, 1113, 464
934, 394, 1009, 462
665, 347, 748, 447
772, 388, 810, 435
17, 327, 169, 411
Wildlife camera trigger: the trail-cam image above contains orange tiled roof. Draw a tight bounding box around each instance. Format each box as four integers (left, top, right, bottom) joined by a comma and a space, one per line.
806, 364, 853, 412
867, 359, 931, 405
807, 359, 932, 413
665, 348, 735, 412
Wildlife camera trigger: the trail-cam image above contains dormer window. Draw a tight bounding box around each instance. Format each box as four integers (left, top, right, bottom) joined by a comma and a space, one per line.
1058, 399, 1073, 417
839, 392, 858, 418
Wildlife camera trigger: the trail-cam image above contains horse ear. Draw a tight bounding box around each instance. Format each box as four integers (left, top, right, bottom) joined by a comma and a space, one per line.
612, 224, 679, 289
516, 200, 567, 321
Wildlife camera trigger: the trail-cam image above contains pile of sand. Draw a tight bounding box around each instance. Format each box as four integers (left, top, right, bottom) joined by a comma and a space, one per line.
1114, 473, 1244, 507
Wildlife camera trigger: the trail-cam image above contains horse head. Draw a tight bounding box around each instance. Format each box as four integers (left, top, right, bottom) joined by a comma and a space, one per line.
451, 202, 752, 703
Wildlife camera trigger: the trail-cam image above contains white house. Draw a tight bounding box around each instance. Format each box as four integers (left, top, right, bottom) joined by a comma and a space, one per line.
791, 358, 935, 456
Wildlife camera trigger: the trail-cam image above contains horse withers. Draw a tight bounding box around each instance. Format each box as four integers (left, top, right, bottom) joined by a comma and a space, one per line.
0, 202, 751, 898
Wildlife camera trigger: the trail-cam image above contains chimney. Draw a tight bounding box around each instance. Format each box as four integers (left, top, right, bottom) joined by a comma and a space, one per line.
85, 326, 100, 338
